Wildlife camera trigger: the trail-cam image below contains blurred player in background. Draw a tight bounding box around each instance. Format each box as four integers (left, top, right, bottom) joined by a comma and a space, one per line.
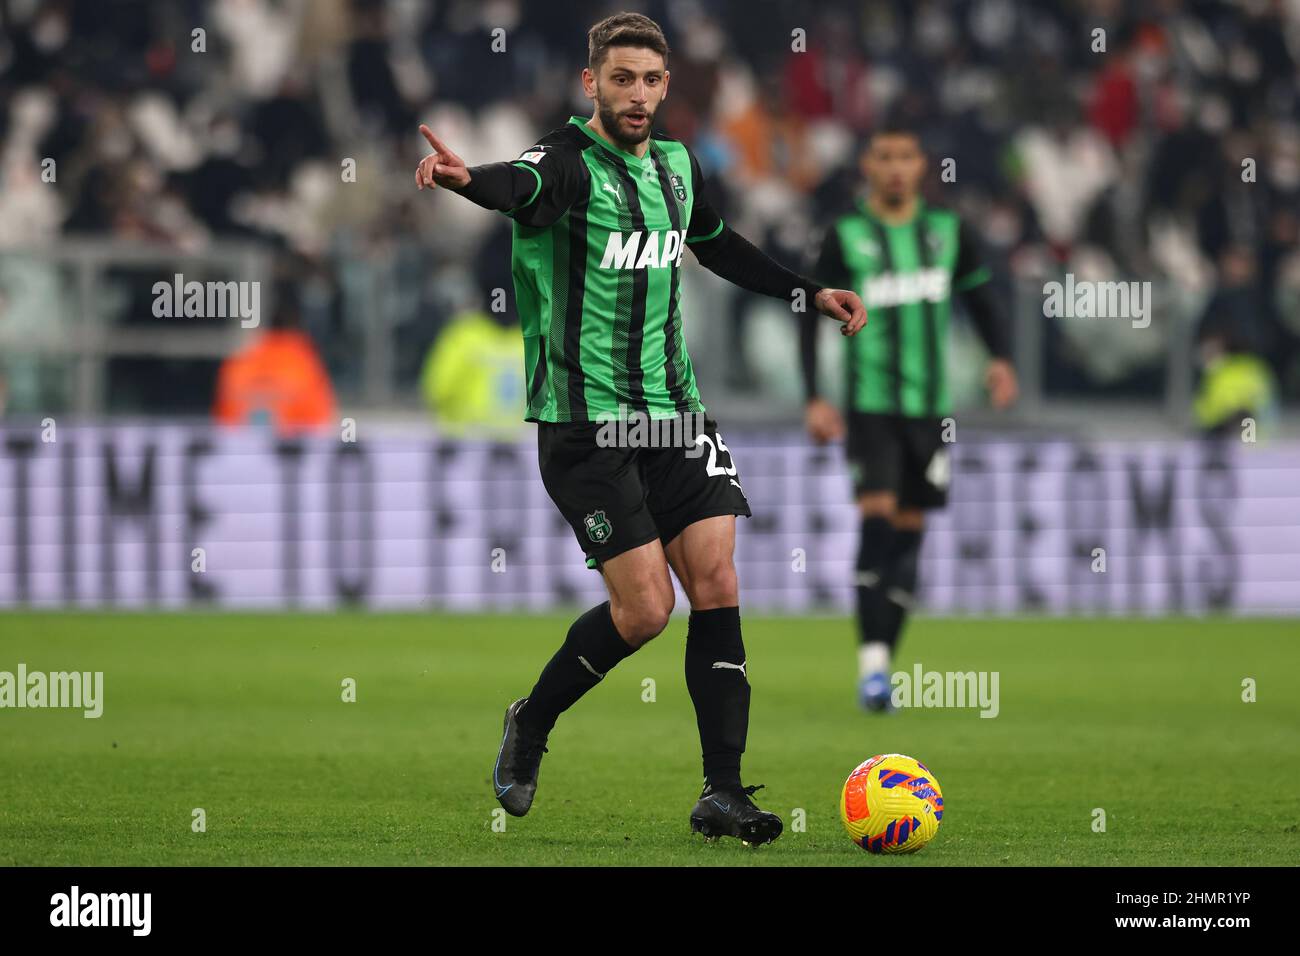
416, 13, 866, 843
803, 124, 1018, 712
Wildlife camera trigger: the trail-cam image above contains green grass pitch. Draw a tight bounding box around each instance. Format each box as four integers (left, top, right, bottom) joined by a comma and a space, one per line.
0, 612, 1296, 866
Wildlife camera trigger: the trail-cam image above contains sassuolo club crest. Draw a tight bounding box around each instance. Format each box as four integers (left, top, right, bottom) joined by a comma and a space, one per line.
669, 173, 686, 203
584, 510, 612, 543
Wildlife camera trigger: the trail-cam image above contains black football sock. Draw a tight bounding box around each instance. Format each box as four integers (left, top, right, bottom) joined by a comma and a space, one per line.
881, 528, 922, 653
685, 606, 748, 791
517, 601, 634, 737
855, 515, 896, 646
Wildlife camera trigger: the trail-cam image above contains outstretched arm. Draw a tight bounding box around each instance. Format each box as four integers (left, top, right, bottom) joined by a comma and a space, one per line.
415, 124, 582, 227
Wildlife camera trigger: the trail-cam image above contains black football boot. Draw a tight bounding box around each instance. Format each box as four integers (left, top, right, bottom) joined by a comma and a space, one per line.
689, 782, 783, 846
492, 698, 549, 817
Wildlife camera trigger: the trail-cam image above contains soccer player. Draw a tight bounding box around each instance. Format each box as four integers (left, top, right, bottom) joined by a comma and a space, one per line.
416, 13, 866, 844
801, 124, 1017, 712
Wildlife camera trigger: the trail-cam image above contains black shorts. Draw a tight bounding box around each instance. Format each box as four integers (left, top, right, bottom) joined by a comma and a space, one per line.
845, 412, 950, 510
538, 415, 752, 570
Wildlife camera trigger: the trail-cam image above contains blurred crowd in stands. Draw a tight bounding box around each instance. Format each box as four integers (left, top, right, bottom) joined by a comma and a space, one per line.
0, 0, 1297, 429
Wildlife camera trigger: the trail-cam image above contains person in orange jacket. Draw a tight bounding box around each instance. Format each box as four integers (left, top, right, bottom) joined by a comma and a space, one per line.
212, 281, 336, 434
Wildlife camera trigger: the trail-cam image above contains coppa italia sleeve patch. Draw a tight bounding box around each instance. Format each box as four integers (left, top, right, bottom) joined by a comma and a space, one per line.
517, 146, 548, 164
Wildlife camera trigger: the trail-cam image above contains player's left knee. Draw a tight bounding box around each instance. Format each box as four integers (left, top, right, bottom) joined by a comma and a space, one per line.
687, 558, 739, 609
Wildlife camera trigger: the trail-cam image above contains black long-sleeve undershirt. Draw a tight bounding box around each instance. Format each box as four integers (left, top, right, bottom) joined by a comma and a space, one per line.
690, 226, 824, 306
960, 280, 1011, 361
450, 162, 536, 210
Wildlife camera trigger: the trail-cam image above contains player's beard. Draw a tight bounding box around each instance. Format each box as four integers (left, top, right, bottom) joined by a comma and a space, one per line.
878, 186, 911, 208
596, 96, 653, 150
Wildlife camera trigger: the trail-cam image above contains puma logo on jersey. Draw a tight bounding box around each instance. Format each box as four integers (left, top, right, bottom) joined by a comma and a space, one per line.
864, 268, 950, 307
602, 180, 622, 203
600, 230, 687, 270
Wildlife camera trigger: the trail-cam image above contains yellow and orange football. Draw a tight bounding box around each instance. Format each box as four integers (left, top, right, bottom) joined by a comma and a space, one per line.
840, 753, 944, 854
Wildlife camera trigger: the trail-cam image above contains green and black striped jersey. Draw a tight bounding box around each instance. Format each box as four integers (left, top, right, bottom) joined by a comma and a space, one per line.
503, 116, 724, 423
813, 199, 991, 418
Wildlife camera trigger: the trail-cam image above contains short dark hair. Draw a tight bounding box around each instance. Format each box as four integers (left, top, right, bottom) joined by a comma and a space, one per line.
861, 118, 926, 159
588, 12, 669, 72
871, 118, 922, 144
